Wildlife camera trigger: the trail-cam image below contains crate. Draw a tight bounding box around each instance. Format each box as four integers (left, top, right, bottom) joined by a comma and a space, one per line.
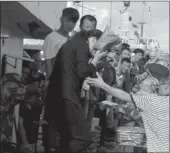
116, 126, 145, 146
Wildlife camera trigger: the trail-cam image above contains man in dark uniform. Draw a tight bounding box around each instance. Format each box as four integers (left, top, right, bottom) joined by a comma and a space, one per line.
43, 29, 105, 153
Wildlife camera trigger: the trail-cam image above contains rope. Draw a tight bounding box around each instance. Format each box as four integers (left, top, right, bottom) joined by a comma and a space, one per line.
37, 1, 41, 22
148, 39, 161, 63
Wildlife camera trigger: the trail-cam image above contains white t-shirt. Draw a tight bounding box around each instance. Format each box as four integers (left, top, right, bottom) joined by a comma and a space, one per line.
43, 31, 67, 60
132, 94, 169, 152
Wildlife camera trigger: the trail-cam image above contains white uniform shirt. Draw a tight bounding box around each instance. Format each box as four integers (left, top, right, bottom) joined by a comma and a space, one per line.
43, 31, 67, 60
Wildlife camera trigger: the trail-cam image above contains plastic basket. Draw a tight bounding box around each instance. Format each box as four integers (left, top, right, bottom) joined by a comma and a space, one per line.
116, 126, 145, 145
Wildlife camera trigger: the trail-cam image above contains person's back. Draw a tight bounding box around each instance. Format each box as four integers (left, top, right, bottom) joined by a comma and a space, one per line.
43, 31, 68, 79
44, 29, 105, 153
46, 32, 91, 107
43, 31, 67, 60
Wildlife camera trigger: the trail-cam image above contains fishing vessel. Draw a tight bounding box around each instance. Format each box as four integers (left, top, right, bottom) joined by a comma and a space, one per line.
68, 1, 169, 63
117, 1, 169, 64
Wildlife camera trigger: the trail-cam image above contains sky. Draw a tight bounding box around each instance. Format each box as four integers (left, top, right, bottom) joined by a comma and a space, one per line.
74, 1, 169, 53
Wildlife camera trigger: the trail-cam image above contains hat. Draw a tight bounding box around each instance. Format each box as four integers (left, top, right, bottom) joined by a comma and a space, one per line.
133, 48, 144, 56
145, 60, 169, 80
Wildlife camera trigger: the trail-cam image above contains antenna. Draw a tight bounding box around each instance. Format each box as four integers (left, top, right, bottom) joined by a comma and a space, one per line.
149, 6, 152, 39
137, 2, 147, 37
137, 22, 146, 37
110, 1, 112, 28
120, 2, 131, 43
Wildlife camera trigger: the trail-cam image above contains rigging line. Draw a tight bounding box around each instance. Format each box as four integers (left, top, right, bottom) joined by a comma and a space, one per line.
149, 7, 152, 39
37, 1, 41, 23
142, 1, 146, 21
74, 3, 95, 12
82, 2, 83, 16
110, 1, 112, 28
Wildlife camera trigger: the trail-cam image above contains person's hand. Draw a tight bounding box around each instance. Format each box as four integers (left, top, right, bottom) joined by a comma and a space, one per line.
132, 84, 141, 93
38, 119, 48, 126
98, 101, 118, 110
135, 72, 148, 83
86, 72, 105, 88
106, 94, 112, 101
82, 80, 90, 91
131, 109, 141, 121
116, 76, 124, 87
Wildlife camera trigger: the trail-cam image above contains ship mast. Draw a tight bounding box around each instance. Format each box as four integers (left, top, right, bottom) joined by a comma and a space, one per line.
110, 1, 113, 28
137, 2, 146, 38
149, 6, 152, 39
119, 1, 131, 43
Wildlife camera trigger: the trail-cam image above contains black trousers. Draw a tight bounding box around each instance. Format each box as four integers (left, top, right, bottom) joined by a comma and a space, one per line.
43, 100, 92, 153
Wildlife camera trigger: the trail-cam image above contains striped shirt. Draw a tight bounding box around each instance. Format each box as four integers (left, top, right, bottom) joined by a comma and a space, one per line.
132, 94, 169, 152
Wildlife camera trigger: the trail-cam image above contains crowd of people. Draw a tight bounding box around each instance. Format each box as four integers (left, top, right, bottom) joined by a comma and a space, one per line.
0, 7, 169, 153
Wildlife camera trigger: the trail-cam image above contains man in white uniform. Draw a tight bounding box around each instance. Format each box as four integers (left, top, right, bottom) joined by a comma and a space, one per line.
43, 7, 79, 78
